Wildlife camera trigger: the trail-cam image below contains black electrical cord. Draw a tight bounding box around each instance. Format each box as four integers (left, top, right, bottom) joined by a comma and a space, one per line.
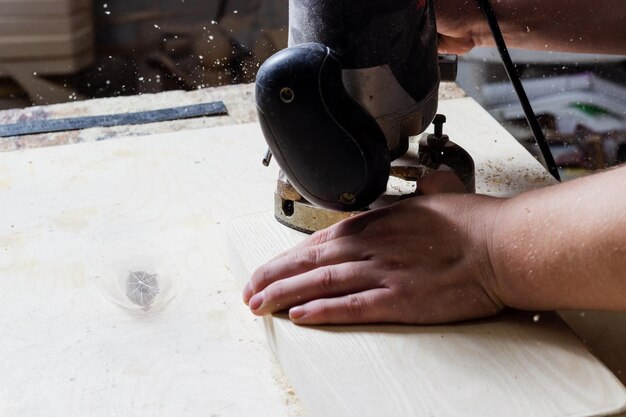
476, 0, 561, 181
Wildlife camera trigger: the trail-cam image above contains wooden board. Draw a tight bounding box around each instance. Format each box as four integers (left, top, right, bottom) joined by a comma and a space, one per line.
0, 49, 93, 77
0, 12, 91, 37
0, 25, 92, 59
560, 311, 626, 385
0, 123, 304, 416
0, 0, 90, 16
228, 214, 626, 417
225, 97, 626, 416
0, 97, 624, 416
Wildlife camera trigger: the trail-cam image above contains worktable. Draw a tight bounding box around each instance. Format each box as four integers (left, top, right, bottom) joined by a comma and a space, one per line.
0, 83, 624, 416
0, 82, 464, 151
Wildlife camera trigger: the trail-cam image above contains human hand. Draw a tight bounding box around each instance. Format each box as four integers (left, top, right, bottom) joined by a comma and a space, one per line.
242, 173, 506, 325
434, 0, 485, 55
434, 0, 626, 56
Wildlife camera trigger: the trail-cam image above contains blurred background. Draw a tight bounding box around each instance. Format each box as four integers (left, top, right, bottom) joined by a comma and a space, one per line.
1, 0, 625, 178
0, 0, 288, 108
458, 48, 626, 180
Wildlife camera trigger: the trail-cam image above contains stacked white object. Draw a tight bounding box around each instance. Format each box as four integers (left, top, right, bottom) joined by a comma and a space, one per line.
0, 0, 94, 76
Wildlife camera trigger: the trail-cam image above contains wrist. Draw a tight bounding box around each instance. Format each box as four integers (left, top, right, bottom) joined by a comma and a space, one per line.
483, 196, 514, 308
472, 197, 508, 309
487, 195, 544, 311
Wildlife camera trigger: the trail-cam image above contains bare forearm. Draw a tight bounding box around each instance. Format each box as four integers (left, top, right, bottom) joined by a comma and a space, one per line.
436, 0, 626, 55
491, 166, 626, 311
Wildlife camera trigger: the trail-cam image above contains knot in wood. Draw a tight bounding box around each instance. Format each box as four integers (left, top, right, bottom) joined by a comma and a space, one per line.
126, 271, 160, 309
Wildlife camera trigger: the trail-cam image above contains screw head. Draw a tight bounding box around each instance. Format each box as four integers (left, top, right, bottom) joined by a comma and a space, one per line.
340, 192, 356, 205
280, 87, 295, 104
433, 114, 447, 126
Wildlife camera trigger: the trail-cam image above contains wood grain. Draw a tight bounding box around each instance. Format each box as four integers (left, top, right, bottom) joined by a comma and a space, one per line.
0, 124, 303, 416
1, 97, 624, 416
225, 97, 626, 417
228, 213, 626, 417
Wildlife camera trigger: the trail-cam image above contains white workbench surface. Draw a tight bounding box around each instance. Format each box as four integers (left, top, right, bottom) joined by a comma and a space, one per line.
0, 86, 624, 416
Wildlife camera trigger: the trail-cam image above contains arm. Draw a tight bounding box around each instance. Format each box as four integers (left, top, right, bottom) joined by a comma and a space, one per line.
436, 0, 626, 55
243, 167, 626, 324
492, 165, 626, 311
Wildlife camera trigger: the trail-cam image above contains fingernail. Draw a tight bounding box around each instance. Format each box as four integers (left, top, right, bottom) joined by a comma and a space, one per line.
289, 306, 305, 320
249, 293, 264, 311
242, 282, 253, 304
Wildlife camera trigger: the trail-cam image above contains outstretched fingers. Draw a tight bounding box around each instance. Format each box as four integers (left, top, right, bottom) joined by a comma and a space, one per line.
288, 288, 402, 325
243, 235, 367, 304
248, 261, 378, 315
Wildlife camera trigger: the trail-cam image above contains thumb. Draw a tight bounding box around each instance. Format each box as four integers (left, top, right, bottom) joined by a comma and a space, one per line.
438, 34, 475, 55
417, 170, 467, 195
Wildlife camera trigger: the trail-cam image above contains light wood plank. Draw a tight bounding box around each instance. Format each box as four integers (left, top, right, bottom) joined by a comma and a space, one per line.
226, 97, 626, 416
228, 213, 626, 417
0, 26, 92, 59
1, 98, 624, 416
560, 311, 626, 385
0, 124, 303, 416
0, 12, 91, 37
0, 49, 93, 77
0, 0, 90, 16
